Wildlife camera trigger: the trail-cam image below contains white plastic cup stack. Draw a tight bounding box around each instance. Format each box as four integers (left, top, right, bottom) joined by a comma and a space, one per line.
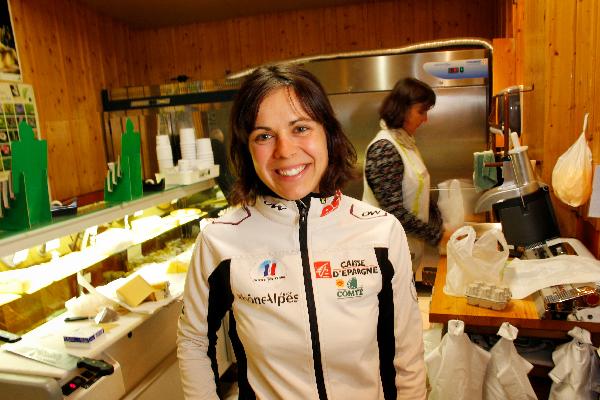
195, 138, 214, 170
156, 135, 174, 172
179, 128, 197, 160
178, 158, 192, 172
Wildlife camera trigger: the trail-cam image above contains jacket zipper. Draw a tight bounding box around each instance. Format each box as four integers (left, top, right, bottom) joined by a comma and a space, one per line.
297, 198, 328, 400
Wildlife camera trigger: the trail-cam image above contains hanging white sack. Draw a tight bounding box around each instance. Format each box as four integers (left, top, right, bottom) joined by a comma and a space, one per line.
426, 319, 491, 400
444, 225, 509, 297
548, 327, 600, 400
551, 113, 593, 207
484, 322, 537, 400
437, 179, 465, 232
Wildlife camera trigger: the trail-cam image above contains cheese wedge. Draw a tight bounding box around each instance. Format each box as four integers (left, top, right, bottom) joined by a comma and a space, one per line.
167, 260, 188, 273
116, 275, 154, 307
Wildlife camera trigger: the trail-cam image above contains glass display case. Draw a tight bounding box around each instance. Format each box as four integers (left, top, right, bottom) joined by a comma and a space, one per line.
0, 179, 226, 335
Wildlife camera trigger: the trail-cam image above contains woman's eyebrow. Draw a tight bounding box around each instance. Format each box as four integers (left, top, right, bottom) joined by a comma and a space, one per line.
289, 117, 313, 126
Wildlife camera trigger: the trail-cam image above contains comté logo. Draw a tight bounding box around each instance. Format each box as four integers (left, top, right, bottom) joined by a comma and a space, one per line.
314, 261, 332, 278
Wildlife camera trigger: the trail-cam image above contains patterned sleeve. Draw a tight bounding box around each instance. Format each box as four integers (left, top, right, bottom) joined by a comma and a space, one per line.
365, 139, 443, 245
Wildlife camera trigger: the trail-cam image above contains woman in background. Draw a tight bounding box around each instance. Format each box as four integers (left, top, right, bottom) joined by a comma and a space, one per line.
178, 65, 426, 399
363, 77, 444, 274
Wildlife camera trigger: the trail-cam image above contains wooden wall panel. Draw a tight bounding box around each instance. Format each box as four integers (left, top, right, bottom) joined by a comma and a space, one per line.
491, 38, 515, 94
8, 0, 134, 201
127, 0, 503, 86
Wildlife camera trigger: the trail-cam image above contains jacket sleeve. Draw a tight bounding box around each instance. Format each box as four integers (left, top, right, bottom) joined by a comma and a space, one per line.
177, 232, 222, 400
365, 139, 443, 245
388, 219, 427, 399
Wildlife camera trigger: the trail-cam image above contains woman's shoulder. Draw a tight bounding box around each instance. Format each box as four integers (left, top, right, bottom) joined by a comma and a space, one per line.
366, 138, 401, 159
342, 195, 399, 224
202, 205, 253, 230
338, 195, 405, 245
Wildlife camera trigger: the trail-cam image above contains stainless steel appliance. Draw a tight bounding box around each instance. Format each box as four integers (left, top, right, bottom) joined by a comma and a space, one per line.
475, 98, 560, 254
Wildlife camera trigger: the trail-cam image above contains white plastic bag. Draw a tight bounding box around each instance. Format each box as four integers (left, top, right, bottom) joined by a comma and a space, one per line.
552, 114, 593, 207
425, 320, 491, 400
437, 179, 465, 231
444, 225, 509, 297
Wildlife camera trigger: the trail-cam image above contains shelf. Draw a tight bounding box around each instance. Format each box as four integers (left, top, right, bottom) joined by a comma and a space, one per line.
0, 178, 216, 258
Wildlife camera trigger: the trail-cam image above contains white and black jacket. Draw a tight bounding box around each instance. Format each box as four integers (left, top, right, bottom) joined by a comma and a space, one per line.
177, 192, 426, 400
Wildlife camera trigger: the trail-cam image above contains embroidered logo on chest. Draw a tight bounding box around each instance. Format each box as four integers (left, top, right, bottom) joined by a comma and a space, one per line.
251, 259, 287, 283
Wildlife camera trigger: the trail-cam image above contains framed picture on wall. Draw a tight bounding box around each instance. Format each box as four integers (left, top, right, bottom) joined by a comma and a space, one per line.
0, 1, 20, 81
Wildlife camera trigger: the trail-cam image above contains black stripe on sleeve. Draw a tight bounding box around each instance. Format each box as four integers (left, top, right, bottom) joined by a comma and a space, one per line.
375, 247, 397, 400
207, 259, 235, 393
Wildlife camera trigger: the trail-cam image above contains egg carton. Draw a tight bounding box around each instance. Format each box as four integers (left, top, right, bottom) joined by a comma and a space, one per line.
465, 281, 512, 311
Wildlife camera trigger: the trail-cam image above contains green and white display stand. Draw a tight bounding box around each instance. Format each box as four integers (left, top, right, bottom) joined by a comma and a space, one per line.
104, 118, 143, 203
0, 120, 51, 230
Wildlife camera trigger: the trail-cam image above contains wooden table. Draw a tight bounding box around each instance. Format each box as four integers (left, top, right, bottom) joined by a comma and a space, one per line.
429, 257, 600, 344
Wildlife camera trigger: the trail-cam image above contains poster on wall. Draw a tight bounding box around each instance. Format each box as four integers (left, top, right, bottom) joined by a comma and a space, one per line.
0, 83, 40, 180
0, 1, 20, 81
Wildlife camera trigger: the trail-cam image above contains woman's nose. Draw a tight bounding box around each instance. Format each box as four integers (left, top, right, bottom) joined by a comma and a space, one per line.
274, 134, 296, 158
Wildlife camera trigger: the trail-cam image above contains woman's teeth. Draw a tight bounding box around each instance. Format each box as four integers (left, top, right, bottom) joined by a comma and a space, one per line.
278, 165, 306, 176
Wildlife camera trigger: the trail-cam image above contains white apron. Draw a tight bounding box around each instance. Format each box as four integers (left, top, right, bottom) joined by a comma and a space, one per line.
363, 123, 430, 270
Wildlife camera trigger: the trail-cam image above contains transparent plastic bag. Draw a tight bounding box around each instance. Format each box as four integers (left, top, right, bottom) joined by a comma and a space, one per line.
552, 114, 593, 207
444, 225, 509, 297
437, 179, 465, 231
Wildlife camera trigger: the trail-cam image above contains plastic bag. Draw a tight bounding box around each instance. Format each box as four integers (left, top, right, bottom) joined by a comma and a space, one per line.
552, 114, 593, 207
444, 225, 509, 297
437, 179, 465, 231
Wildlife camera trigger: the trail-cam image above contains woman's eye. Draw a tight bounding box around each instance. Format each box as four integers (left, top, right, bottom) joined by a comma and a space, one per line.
252, 132, 273, 143
294, 125, 310, 134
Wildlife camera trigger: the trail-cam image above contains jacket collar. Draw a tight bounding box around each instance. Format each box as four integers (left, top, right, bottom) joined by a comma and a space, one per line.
255, 190, 343, 225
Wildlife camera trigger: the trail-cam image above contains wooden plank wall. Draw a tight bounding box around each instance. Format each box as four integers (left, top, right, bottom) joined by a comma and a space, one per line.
512, 0, 600, 254
8, 0, 134, 201
127, 0, 503, 85
9, 0, 505, 202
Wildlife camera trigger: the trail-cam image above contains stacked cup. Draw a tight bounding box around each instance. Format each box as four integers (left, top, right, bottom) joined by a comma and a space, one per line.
195, 138, 215, 170
179, 128, 197, 161
156, 135, 174, 172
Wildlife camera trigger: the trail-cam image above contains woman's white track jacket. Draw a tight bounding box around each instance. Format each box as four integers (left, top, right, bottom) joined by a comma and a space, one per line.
177, 193, 426, 400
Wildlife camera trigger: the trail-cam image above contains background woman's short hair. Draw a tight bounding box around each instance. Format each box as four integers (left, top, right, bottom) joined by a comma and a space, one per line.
379, 77, 436, 130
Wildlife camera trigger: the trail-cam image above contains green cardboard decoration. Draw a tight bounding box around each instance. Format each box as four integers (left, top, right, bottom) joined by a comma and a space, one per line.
104, 118, 143, 202
0, 120, 52, 230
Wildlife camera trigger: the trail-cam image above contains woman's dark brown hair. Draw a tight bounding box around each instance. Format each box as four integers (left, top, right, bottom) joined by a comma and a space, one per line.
229, 64, 357, 205
379, 77, 436, 130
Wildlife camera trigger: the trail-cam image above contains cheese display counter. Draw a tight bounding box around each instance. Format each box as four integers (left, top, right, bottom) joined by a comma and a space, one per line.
0, 178, 233, 399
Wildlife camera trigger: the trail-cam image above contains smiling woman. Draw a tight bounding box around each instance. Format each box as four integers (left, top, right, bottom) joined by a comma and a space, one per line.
228, 64, 356, 206
177, 64, 428, 399
247, 86, 329, 201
